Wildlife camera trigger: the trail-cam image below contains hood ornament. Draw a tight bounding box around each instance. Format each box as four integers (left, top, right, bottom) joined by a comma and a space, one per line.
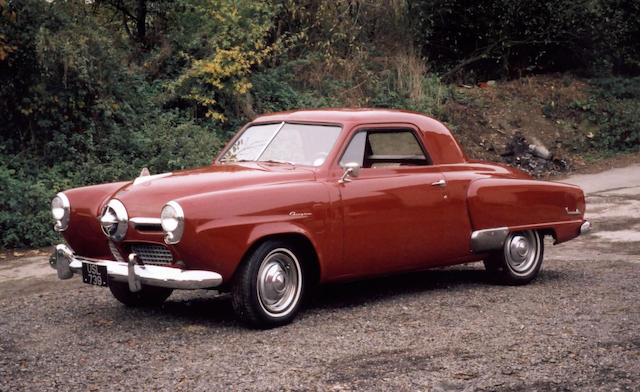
139, 167, 150, 177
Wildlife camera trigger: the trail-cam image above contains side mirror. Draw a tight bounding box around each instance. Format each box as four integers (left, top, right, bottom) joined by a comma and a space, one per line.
339, 162, 361, 183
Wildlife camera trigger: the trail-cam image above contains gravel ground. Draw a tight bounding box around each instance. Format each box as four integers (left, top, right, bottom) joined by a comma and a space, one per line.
1, 166, 639, 392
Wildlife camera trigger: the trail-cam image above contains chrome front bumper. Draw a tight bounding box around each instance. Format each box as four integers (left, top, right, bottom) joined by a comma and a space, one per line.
50, 244, 223, 292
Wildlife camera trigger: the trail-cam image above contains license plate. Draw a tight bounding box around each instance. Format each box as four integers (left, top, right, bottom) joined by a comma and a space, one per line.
82, 262, 108, 287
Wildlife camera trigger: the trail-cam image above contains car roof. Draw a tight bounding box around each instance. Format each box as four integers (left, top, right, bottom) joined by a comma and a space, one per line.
248, 108, 468, 164
251, 108, 451, 133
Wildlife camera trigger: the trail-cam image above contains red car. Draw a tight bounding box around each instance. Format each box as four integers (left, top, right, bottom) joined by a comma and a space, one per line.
51, 109, 590, 327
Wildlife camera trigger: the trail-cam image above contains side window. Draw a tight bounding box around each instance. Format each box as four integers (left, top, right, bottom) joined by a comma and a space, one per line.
340, 129, 430, 168
339, 131, 367, 167
368, 132, 424, 156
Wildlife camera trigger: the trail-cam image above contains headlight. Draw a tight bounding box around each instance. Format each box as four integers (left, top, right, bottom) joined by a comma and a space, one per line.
51, 193, 70, 232
161, 201, 184, 244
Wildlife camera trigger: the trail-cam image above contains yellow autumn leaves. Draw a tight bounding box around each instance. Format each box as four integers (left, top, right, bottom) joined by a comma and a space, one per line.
0, 0, 17, 62
173, 0, 275, 122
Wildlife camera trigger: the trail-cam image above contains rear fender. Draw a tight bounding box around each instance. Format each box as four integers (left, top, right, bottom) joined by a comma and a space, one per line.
467, 178, 586, 250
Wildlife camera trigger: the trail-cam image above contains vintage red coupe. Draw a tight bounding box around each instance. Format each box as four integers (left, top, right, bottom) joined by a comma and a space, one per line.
51, 109, 590, 327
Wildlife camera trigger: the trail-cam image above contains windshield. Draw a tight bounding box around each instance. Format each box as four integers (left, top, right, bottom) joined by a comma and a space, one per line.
219, 122, 342, 167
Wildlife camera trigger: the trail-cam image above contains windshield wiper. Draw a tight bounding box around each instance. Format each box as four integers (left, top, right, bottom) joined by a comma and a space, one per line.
260, 159, 296, 166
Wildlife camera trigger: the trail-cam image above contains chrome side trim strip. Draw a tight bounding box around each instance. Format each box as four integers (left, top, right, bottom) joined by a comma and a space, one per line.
565, 208, 581, 216
51, 244, 223, 290
470, 227, 509, 253
130, 217, 162, 227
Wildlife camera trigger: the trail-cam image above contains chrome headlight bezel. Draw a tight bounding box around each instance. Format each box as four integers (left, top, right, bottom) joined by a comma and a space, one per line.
161, 201, 184, 245
51, 192, 70, 232
100, 199, 128, 242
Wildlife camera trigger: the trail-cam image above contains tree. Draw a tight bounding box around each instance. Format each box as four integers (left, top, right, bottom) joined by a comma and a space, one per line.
409, 0, 640, 80
93, 0, 174, 46
169, 0, 278, 122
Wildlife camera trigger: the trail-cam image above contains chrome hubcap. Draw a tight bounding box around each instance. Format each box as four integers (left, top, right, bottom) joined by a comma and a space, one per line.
257, 249, 301, 316
504, 231, 539, 274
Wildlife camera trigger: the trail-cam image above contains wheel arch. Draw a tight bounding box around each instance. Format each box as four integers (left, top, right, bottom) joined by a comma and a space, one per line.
472, 226, 554, 254
538, 227, 556, 242
236, 232, 321, 289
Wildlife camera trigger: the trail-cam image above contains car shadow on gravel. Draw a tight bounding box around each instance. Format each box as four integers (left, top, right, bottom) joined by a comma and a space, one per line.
160, 294, 237, 324
95, 291, 241, 329
306, 266, 492, 310
305, 264, 573, 311
96, 267, 493, 328
93, 265, 571, 329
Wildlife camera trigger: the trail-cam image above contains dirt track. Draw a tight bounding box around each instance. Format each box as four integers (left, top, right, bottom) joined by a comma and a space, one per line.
1, 165, 639, 391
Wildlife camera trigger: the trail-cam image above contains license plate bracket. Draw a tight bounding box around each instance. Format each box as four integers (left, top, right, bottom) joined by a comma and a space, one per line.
82, 262, 108, 287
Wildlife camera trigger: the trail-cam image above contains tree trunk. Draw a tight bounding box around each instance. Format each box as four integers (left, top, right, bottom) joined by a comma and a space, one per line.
135, 0, 147, 45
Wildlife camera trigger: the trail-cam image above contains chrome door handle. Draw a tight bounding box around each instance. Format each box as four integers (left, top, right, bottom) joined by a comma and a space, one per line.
431, 179, 446, 188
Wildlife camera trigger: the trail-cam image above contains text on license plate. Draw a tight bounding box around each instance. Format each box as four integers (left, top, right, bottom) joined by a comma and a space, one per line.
82, 262, 108, 287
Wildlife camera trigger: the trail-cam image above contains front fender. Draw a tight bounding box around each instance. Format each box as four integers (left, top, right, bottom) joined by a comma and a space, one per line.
169, 181, 334, 282
61, 181, 129, 257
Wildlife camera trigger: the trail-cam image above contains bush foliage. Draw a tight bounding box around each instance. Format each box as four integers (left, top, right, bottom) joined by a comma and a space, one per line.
0, 0, 638, 248
576, 78, 640, 153
409, 0, 640, 81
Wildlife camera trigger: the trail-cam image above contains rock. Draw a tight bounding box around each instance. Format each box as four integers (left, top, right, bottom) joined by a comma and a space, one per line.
529, 144, 551, 160
502, 131, 569, 177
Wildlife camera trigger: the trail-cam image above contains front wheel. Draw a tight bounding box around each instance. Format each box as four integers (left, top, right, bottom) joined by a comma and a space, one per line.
484, 230, 544, 285
232, 240, 305, 328
108, 281, 173, 307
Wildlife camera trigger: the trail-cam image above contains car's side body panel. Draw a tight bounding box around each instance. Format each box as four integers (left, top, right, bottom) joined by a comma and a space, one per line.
333, 164, 476, 279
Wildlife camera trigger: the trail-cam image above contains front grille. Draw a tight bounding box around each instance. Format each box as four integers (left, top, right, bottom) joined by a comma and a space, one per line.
130, 243, 174, 266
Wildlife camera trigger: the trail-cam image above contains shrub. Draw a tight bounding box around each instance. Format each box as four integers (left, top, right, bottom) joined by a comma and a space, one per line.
0, 112, 223, 250
590, 99, 640, 152
409, 0, 640, 80
572, 77, 640, 153
0, 164, 63, 248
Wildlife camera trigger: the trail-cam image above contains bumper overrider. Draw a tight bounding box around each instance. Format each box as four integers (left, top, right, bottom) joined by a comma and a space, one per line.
50, 244, 223, 292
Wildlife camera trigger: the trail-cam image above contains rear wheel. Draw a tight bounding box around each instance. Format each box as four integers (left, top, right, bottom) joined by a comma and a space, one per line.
108, 281, 173, 307
484, 230, 544, 285
232, 240, 305, 328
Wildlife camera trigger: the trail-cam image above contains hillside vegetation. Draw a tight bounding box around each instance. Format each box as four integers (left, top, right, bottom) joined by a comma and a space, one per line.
1, 0, 639, 248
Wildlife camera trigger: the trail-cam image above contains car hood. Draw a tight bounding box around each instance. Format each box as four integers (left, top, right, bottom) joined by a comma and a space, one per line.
110, 163, 316, 218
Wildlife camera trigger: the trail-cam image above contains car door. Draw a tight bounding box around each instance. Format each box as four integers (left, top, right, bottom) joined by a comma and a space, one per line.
335, 127, 469, 278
